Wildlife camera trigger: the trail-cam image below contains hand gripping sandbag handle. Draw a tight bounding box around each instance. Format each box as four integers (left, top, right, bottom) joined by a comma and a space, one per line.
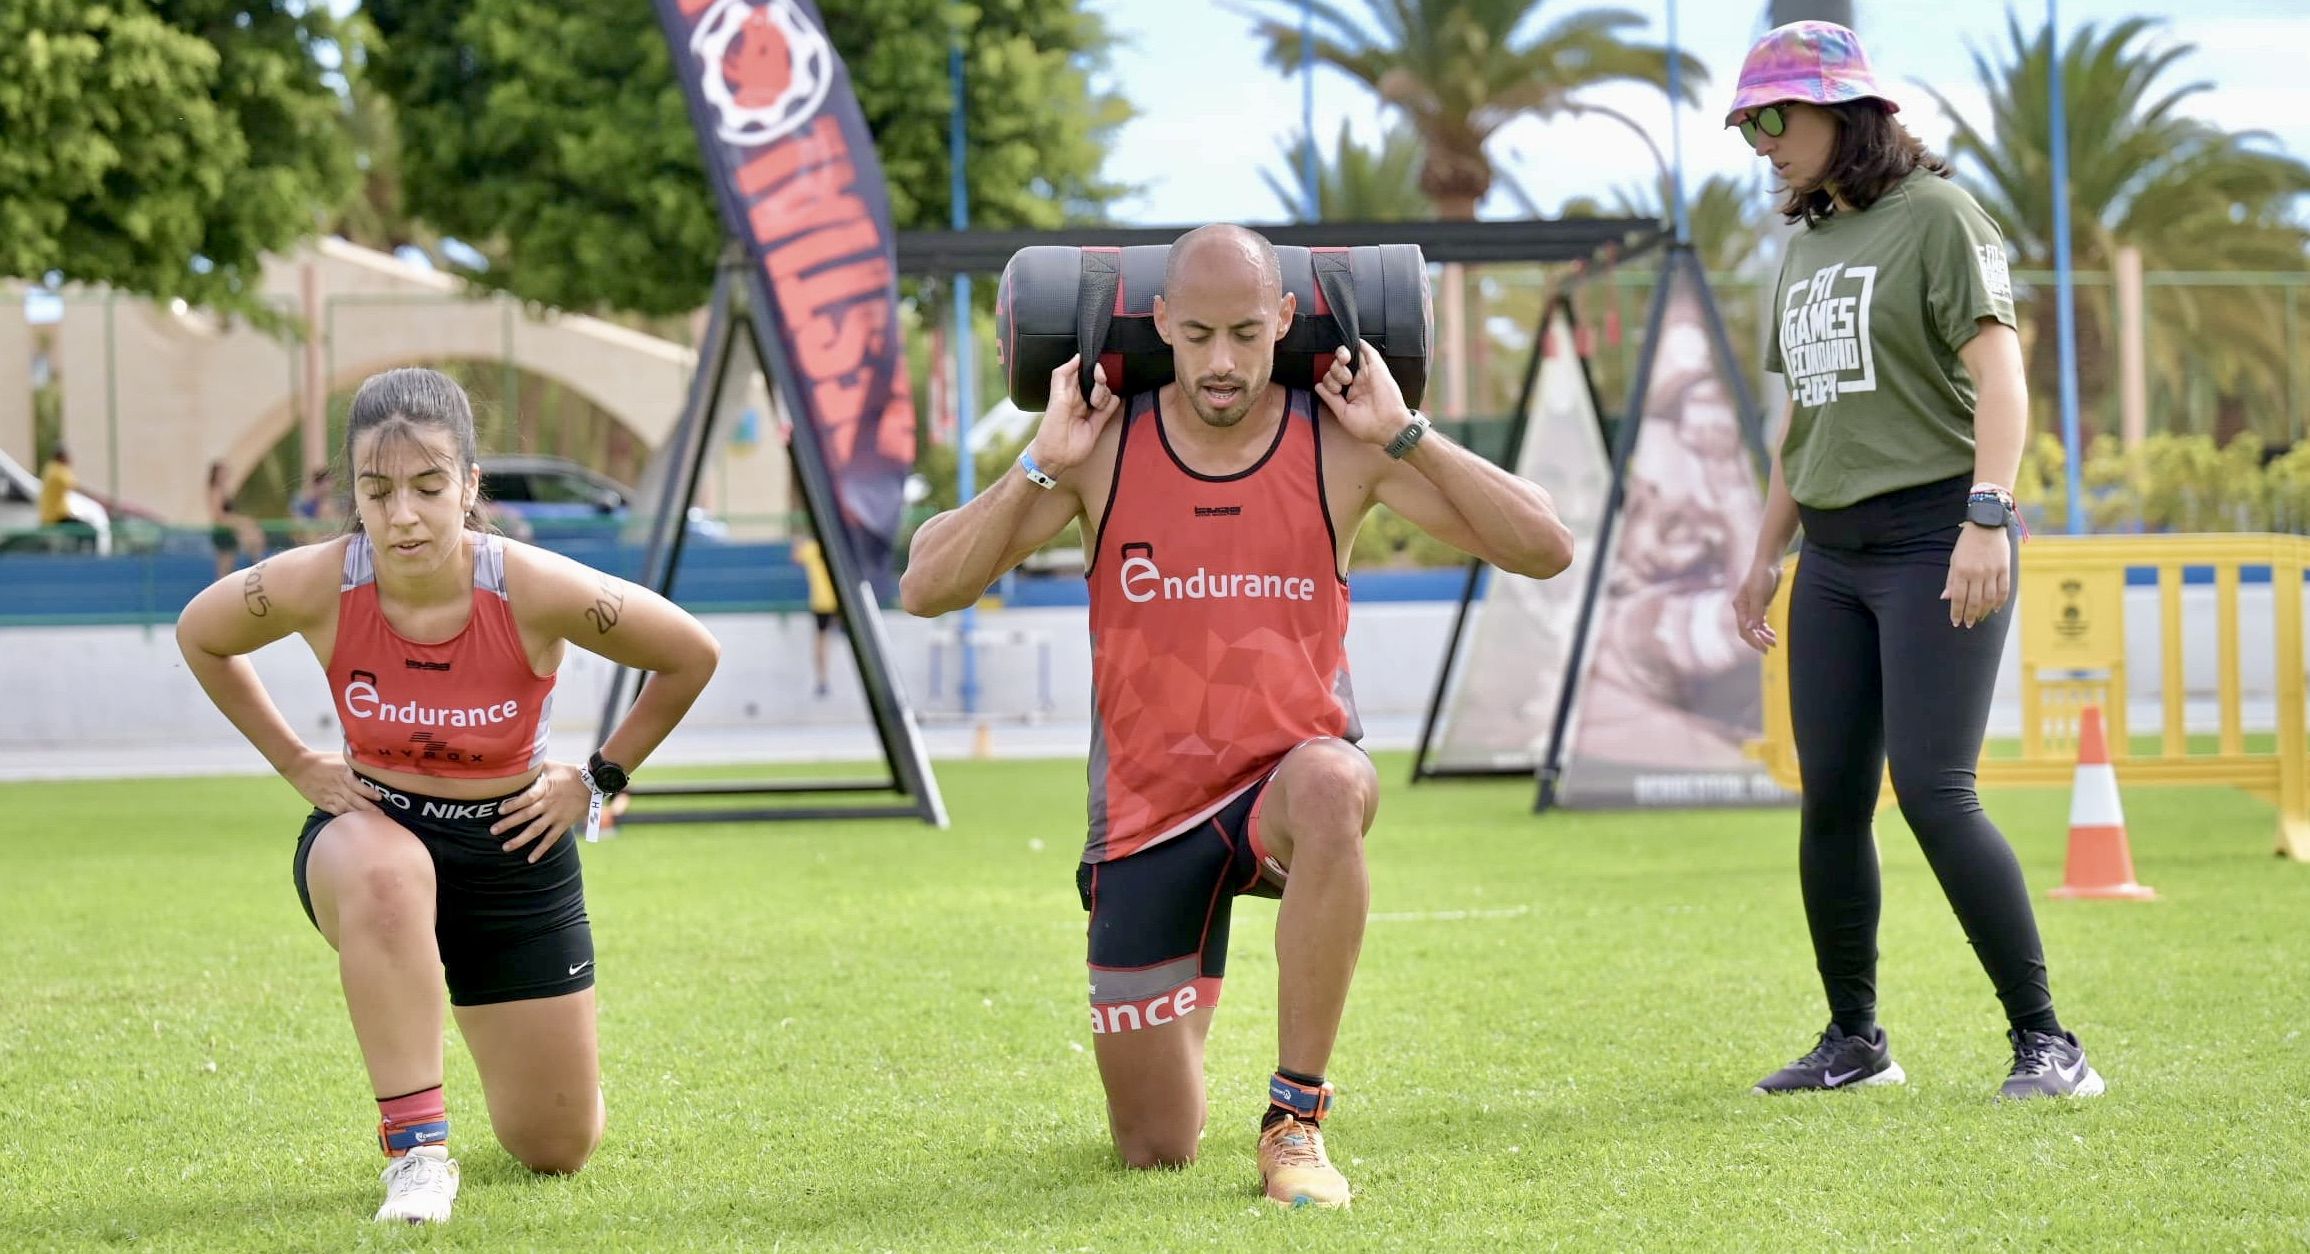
1066, 248, 1360, 410
997, 243, 1432, 413
1074, 246, 1121, 408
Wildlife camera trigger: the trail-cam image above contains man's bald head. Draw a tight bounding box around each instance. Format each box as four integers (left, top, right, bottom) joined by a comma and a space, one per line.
1153, 223, 1296, 430
1165, 224, 1282, 300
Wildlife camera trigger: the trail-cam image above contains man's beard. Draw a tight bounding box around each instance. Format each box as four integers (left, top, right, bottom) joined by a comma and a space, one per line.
1185, 368, 1269, 428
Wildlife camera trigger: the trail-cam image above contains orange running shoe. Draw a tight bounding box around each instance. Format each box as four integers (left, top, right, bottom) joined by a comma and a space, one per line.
1257, 1115, 1350, 1209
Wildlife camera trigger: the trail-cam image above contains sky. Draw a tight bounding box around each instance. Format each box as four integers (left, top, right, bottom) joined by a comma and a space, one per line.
1086, 0, 2310, 228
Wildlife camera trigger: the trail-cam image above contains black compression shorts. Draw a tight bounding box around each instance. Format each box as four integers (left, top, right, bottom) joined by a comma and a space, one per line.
1076, 766, 1287, 1035
293, 772, 594, 1007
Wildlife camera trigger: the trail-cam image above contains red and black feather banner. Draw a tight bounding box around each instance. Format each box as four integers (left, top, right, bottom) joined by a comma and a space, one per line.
653, 0, 917, 584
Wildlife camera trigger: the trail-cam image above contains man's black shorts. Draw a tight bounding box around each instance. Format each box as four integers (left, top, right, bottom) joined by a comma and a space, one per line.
293, 772, 594, 1007
1075, 768, 1286, 1036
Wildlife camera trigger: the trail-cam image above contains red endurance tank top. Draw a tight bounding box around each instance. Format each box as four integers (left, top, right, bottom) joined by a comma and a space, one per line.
329, 532, 556, 780
1083, 388, 1360, 862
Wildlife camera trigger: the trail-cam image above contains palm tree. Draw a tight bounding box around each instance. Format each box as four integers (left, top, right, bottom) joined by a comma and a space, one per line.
1917, 17, 2310, 443
1563, 172, 1766, 275
1262, 121, 1433, 222
1234, 1, 1707, 221
1554, 173, 1772, 403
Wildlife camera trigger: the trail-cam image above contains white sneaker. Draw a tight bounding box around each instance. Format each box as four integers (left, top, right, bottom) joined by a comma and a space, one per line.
374, 1145, 459, 1223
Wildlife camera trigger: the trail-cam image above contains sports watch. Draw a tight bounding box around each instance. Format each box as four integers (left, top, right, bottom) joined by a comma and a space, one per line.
1965, 486, 2014, 529
585, 750, 629, 796
1384, 410, 1432, 460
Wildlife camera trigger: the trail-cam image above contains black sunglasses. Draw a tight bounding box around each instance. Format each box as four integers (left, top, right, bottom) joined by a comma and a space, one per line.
1736, 104, 1789, 148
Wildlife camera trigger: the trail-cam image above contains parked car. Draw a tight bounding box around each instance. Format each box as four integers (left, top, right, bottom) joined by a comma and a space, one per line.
477, 454, 726, 545
0, 447, 111, 555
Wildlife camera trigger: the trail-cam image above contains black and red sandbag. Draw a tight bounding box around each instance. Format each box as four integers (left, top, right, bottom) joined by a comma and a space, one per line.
996, 242, 1433, 413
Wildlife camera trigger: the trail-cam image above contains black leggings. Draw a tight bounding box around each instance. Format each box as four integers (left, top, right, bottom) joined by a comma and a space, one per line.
1787, 474, 2057, 1036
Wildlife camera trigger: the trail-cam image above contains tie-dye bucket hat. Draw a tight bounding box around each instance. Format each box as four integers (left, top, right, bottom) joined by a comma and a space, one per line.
1721, 21, 1899, 126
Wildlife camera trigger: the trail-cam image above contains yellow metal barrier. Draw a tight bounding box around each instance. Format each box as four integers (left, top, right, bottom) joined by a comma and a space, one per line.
1754, 534, 2310, 860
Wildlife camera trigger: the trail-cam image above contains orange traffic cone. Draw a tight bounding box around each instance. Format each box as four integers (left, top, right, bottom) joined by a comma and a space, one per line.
2050, 706, 2155, 900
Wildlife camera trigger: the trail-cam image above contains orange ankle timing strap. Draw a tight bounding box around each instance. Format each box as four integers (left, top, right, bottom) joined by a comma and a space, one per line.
1268, 1073, 1334, 1120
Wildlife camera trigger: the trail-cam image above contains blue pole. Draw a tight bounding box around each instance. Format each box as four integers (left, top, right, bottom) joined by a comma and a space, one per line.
1300, 0, 1317, 220
1665, 0, 1690, 245
2048, 0, 2085, 533
950, 25, 979, 714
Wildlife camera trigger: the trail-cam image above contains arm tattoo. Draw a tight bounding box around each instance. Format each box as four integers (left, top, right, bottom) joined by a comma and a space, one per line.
241, 564, 271, 617
583, 573, 627, 636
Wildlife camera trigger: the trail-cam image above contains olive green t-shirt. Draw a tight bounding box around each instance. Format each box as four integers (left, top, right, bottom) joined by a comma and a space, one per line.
1765, 167, 2018, 509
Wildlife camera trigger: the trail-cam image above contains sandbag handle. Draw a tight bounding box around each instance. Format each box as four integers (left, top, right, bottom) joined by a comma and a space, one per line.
1312, 249, 1360, 382
1075, 248, 1121, 408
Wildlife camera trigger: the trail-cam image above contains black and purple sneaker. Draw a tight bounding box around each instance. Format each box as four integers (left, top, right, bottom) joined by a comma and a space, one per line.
1753, 1023, 1906, 1094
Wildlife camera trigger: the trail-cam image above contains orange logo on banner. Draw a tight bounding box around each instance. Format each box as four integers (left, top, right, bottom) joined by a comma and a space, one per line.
727, 10, 793, 107
659, 0, 918, 553
691, 0, 833, 149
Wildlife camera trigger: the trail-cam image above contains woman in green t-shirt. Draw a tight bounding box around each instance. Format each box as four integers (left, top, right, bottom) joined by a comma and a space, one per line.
1722, 21, 2104, 1102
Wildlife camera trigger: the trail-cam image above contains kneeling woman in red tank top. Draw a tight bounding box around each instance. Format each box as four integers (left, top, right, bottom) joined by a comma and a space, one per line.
175, 367, 721, 1225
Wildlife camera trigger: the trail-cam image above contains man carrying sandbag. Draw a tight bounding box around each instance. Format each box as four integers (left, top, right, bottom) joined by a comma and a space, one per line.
902, 223, 1574, 1209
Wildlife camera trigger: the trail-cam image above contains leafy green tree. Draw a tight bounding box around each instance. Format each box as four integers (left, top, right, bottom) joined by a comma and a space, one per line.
361, 0, 1132, 317
321, 20, 447, 269
1263, 121, 1432, 222
1919, 17, 2310, 443
832, 1, 1131, 232
1235, 1, 1705, 220
2266, 441, 2310, 534
2016, 429, 2299, 534
0, 0, 355, 315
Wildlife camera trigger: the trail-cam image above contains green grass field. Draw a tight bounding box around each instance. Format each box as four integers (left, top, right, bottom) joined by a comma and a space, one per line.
5, 756, 2308, 1250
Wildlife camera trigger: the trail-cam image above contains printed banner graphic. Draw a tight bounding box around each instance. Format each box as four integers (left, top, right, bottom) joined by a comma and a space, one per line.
654, 0, 917, 578
1554, 258, 1792, 808
1425, 306, 1613, 773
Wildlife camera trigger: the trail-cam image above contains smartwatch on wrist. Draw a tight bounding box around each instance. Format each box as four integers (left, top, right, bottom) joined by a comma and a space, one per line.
585, 751, 629, 796
1384, 411, 1431, 460
1965, 491, 2013, 529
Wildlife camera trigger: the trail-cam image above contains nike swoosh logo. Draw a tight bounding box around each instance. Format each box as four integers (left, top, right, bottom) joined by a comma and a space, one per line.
2054, 1057, 2085, 1084
568, 960, 594, 976
1823, 1067, 1863, 1087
